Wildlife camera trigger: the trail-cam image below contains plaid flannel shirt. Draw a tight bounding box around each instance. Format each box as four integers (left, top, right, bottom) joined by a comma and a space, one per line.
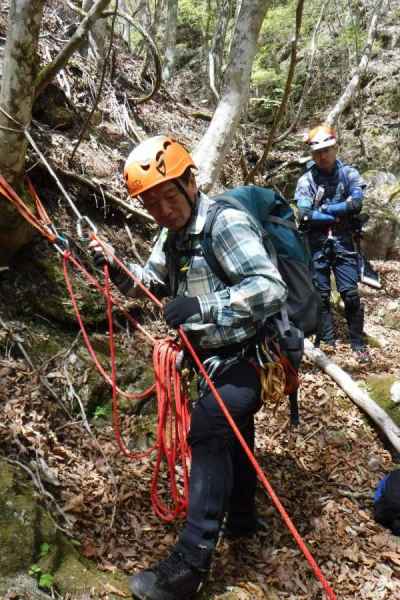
127, 192, 287, 350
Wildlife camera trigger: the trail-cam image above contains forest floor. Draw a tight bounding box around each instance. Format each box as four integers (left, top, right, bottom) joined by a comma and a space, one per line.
1, 2, 400, 598
0, 259, 400, 600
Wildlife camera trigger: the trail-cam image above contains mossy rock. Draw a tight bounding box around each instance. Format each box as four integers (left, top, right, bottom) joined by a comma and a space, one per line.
0, 460, 130, 598
366, 374, 400, 427
0, 461, 57, 576
51, 538, 129, 598
381, 309, 400, 331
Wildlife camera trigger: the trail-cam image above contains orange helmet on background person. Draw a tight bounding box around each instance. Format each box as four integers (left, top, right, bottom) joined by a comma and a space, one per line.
305, 125, 337, 151
124, 135, 196, 197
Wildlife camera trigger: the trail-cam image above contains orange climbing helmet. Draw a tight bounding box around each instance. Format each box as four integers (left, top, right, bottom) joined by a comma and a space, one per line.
123, 135, 196, 197
305, 125, 337, 151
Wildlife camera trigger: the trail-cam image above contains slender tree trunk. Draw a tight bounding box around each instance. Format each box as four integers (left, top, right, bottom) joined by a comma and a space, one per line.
194, 0, 271, 191
208, 0, 232, 101
82, 0, 108, 69
162, 0, 178, 81
0, 0, 45, 184
0, 0, 45, 263
325, 0, 386, 126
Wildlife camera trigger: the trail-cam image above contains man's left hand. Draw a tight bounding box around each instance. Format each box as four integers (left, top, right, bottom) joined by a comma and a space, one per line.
164, 296, 201, 328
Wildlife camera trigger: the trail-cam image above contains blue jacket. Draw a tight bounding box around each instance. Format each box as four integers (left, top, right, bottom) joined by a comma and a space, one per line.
295, 160, 366, 235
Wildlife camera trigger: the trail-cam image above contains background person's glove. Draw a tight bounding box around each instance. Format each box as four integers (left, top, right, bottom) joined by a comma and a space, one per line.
321, 201, 348, 216
164, 296, 201, 328
309, 210, 335, 223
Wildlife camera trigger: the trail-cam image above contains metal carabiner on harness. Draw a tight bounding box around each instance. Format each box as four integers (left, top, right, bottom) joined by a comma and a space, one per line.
53, 234, 70, 256
76, 215, 97, 241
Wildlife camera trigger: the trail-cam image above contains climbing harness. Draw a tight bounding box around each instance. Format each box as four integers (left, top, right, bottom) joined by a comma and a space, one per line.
0, 175, 337, 600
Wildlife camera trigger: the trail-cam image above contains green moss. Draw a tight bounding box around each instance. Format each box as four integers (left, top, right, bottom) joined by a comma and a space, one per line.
382, 311, 400, 331
366, 375, 400, 427
364, 334, 383, 349
0, 462, 57, 576
53, 538, 129, 599
0, 461, 129, 598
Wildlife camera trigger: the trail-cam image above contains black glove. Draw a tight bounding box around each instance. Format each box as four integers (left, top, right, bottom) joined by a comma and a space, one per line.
164, 296, 201, 328
89, 239, 115, 269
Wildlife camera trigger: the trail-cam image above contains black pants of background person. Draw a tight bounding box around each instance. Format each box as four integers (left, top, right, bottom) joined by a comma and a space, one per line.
174, 356, 262, 570
310, 234, 365, 350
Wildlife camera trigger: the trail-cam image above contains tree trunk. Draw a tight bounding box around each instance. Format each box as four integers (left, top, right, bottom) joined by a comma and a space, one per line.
208, 0, 232, 101
194, 0, 271, 191
325, 0, 386, 126
82, 0, 108, 69
0, 0, 45, 263
162, 0, 178, 81
0, 0, 112, 264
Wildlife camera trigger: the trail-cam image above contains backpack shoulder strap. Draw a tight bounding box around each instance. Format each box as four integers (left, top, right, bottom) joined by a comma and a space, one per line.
201, 195, 251, 286
266, 215, 297, 230
201, 201, 231, 285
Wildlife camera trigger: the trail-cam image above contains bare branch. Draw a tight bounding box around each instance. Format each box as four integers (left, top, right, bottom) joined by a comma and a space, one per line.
325, 0, 387, 126
112, 10, 162, 104
35, 0, 113, 96
275, 0, 328, 144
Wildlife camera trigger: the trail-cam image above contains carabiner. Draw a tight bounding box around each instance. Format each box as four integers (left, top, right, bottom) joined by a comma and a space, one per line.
76, 215, 97, 241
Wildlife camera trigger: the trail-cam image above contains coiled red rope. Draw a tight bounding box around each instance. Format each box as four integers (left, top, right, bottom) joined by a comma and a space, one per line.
63, 253, 191, 521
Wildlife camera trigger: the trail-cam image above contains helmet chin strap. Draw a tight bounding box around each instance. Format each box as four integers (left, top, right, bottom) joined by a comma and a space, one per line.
173, 178, 195, 211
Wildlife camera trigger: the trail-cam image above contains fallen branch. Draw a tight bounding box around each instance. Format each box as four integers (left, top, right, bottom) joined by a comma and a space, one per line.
304, 339, 400, 452
53, 167, 155, 225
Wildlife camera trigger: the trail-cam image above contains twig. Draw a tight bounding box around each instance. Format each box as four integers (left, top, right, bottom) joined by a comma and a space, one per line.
4, 457, 74, 529
107, 10, 162, 104
53, 166, 154, 224
124, 223, 144, 265
0, 315, 35, 369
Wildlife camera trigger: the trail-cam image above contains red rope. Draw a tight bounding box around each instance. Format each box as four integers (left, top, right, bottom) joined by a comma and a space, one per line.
0, 175, 337, 598
63, 253, 191, 520
150, 339, 191, 521
179, 328, 337, 600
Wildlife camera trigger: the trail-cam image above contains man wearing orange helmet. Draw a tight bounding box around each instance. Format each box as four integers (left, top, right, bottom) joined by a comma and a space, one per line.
295, 124, 369, 361
92, 135, 287, 600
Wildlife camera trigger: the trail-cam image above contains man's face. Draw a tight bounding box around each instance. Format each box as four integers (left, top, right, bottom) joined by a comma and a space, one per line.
140, 177, 196, 231
312, 144, 337, 173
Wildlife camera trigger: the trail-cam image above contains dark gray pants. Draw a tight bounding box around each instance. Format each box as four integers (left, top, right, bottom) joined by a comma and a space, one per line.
176, 358, 261, 569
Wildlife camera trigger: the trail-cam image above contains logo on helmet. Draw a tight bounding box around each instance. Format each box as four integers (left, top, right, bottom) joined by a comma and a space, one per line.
156, 159, 166, 177
129, 179, 142, 195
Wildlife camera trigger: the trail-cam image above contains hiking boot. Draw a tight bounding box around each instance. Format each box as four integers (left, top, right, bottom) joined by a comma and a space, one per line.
315, 294, 335, 348
128, 549, 206, 600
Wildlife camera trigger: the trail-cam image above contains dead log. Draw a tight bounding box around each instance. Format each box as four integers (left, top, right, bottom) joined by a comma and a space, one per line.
304, 339, 400, 452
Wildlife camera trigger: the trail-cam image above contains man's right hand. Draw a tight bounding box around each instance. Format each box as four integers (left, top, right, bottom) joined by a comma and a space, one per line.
89, 238, 115, 269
